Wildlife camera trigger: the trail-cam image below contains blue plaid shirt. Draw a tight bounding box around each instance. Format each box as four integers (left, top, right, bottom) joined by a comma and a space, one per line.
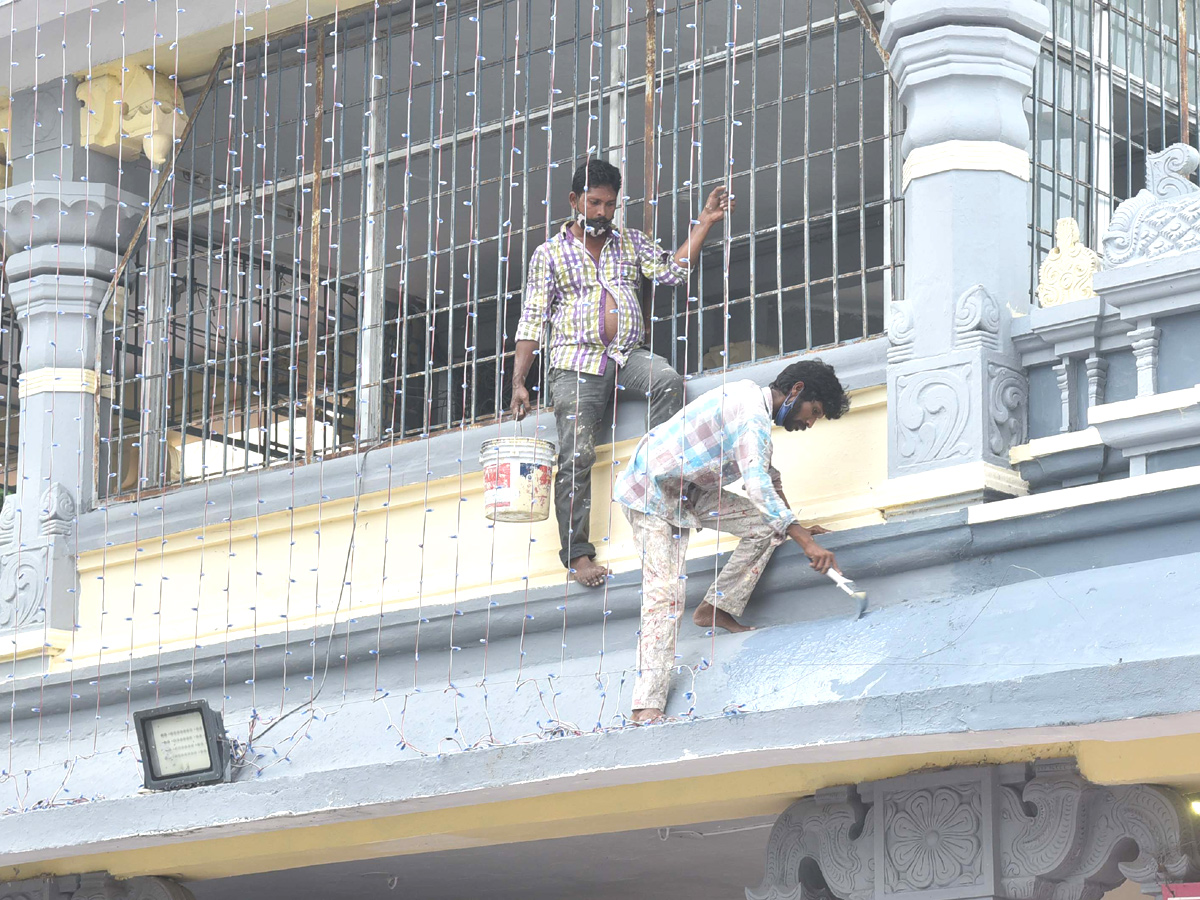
613, 380, 796, 535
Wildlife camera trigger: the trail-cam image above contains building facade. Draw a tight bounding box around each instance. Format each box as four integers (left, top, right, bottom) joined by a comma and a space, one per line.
0, 0, 1198, 898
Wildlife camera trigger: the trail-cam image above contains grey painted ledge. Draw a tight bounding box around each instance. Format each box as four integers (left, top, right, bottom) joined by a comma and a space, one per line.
75, 339, 887, 552
2, 468, 1200, 865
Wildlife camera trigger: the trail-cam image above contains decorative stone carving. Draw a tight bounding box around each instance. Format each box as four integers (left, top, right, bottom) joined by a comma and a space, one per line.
988, 364, 1027, 455
1145, 143, 1200, 199
895, 366, 973, 466
1085, 354, 1107, 408
887, 300, 916, 363
1053, 361, 1075, 434
954, 284, 1002, 351
884, 785, 983, 892
1037, 218, 1101, 307
40, 483, 77, 537
0, 544, 49, 629
1130, 324, 1160, 397
76, 63, 189, 166
750, 760, 1200, 900
0, 482, 77, 631
0, 875, 194, 900
0, 499, 15, 547
747, 786, 875, 900
1102, 144, 1200, 268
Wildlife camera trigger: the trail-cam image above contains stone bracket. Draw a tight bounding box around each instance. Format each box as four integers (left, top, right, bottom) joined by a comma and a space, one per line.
0, 874, 195, 900
749, 760, 1200, 900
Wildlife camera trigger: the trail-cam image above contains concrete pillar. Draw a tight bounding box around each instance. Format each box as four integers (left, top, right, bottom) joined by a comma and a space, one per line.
0, 82, 143, 633
880, 0, 1050, 517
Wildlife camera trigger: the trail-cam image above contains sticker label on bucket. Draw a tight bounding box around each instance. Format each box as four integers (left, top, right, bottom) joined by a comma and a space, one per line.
521, 463, 551, 508
484, 465, 510, 492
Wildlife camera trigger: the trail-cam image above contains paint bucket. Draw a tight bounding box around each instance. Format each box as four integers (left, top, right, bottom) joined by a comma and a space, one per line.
479, 437, 556, 523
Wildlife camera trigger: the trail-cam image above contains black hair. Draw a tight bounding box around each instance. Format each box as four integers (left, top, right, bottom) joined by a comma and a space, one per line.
571, 158, 622, 195
770, 358, 850, 420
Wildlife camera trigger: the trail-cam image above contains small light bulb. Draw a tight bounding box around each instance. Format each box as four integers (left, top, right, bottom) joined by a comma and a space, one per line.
1192, 799, 1200, 816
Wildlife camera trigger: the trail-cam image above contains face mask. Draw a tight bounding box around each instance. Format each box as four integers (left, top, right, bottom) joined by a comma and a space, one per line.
575, 207, 612, 237
776, 393, 798, 426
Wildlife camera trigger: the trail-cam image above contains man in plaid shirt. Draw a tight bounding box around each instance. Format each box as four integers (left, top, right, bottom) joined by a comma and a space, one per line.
510, 159, 734, 588
613, 358, 850, 722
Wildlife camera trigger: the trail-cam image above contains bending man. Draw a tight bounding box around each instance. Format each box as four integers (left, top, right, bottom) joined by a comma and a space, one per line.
613, 359, 851, 722
511, 158, 733, 588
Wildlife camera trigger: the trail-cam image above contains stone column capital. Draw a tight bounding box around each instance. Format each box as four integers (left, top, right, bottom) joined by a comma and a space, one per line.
0, 180, 145, 262
882, 0, 1049, 156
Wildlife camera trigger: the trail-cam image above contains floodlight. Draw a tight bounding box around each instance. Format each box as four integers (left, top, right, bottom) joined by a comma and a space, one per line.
133, 699, 230, 790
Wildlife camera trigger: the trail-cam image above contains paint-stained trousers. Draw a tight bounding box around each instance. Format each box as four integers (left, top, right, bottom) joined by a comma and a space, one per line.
549, 348, 684, 569
623, 489, 786, 712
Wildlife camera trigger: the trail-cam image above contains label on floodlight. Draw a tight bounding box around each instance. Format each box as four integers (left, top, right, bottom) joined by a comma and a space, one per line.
149, 710, 212, 777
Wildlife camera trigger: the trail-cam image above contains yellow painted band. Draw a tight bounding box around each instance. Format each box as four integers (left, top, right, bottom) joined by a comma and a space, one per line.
902, 141, 1030, 190
18, 368, 99, 399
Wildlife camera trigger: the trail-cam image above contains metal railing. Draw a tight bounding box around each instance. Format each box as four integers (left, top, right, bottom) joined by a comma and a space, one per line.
1029, 0, 1198, 284
96, 0, 899, 499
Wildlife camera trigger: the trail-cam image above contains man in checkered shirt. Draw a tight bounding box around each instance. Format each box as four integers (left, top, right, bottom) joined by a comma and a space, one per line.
613, 358, 851, 723
510, 158, 734, 589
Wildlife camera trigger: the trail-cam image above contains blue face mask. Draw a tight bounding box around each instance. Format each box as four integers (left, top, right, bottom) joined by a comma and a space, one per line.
776, 393, 798, 426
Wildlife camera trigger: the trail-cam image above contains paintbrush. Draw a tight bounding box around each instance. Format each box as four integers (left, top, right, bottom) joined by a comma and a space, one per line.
826, 569, 868, 619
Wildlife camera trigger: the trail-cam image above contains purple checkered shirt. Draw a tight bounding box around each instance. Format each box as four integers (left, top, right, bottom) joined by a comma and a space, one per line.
514, 222, 689, 375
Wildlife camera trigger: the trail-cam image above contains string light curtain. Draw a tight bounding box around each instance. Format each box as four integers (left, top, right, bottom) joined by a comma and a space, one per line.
98, 0, 898, 498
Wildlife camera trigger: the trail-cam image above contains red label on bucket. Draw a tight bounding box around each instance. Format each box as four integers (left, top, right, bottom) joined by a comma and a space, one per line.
484, 463, 510, 492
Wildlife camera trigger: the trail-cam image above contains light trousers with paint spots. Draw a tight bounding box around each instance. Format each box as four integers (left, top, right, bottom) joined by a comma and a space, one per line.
623, 488, 786, 712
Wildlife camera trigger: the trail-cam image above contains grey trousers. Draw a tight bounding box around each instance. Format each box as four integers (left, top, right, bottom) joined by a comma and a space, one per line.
549, 348, 684, 569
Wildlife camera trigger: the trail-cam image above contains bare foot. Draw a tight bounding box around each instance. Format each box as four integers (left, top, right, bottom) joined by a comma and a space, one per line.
692, 601, 755, 634
569, 555, 610, 588
631, 708, 664, 724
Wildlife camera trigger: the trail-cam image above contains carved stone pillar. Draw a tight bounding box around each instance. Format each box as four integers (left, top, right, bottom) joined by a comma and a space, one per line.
749, 759, 1200, 900
879, 0, 1049, 517
0, 173, 142, 632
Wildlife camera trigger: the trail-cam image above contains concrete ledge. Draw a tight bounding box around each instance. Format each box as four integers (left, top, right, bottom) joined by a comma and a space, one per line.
1009, 428, 1107, 488
1089, 386, 1200, 470
4, 653, 1199, 868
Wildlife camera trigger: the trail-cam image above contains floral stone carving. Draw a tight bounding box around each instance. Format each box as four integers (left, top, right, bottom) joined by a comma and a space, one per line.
1037, 218, 1101, 307
884, 785, 984, 893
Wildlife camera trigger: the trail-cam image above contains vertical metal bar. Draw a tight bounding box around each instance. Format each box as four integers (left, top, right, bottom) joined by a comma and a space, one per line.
831, 11, 841, 346
447, 9, 462, 428
803, 0, 813, 349
262, 32, 283, 465
1181, 0, 1191, 144
140, 178, 170, 488
305, 29, 326, 461
1093, 6, 1113, 240
644, 0, 656, 225
695, 0, 707, 362
747, 0, 759, 359
775, 0, 784, 354
858, 24, 868, 336
359, 30, 387, 443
